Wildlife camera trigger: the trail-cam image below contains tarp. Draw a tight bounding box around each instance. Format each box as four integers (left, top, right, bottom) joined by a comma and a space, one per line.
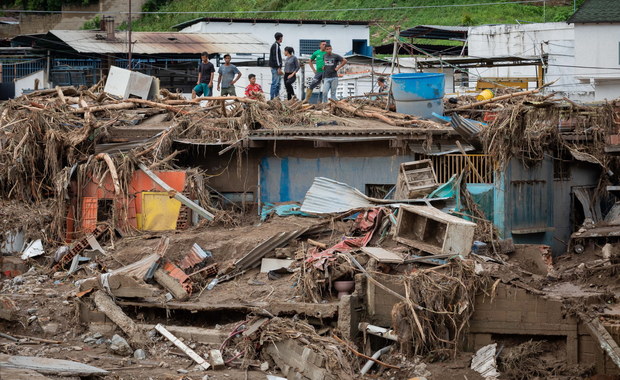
260, 202, 313, 221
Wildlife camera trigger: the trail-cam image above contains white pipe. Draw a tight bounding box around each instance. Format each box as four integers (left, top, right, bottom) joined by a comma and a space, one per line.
359, 322, 399, 341
360, 345, 392, 375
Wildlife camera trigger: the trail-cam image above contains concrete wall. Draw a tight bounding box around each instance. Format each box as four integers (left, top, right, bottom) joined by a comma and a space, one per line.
179, 140, 417, 202
11, 0, 146, 36
468, 22, 593, 100
13, 70, 48, 97
180, 21, 370, 57
363, 276, 619, 375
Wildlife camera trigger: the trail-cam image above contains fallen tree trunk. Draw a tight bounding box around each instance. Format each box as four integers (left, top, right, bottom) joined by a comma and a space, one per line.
73, 102, 135, 114
93, 291, 146, 347
126, 98, 189, 114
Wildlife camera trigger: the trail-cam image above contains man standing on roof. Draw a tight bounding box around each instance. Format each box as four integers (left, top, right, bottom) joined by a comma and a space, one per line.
192, 51, 215, 99
306, 40, 327, 102
217, 54, 242, 96
321, 44, 347, 103
268, 32, 283, 100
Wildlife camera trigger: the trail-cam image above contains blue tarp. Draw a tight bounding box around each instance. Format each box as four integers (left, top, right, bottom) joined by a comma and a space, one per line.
260, 202, 314, 221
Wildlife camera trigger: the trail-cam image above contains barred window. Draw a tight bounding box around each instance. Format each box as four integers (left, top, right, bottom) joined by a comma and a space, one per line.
299, 39, 330, 55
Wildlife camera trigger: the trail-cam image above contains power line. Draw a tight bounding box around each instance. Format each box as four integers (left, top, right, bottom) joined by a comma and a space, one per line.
2, 0, 549, 15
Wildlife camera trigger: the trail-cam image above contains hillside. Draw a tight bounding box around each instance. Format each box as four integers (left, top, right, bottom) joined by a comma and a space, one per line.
131, 0, 583, 44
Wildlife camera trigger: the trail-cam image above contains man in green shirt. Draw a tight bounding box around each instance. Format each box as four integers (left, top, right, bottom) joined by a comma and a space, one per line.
305, 40, 327, 102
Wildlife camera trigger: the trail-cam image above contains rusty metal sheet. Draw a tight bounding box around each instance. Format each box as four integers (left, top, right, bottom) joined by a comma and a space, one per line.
49, 30, 270, 55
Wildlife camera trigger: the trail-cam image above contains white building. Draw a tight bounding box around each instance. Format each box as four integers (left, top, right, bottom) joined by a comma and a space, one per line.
466, 22, 594, 100
568, 0, 620, 101
174, 17, 371, 59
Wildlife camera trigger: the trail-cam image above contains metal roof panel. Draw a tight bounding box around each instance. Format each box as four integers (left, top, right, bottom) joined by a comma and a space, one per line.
47, 30, 270, 55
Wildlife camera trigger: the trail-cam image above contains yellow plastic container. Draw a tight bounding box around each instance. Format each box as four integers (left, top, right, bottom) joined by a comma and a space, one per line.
476, 89, 495, 101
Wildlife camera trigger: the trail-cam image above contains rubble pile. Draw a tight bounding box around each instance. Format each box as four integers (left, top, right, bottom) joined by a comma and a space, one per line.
0, 82, 619, 379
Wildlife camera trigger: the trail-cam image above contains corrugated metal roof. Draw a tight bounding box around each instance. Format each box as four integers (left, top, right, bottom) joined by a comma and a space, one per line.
173, 17, 371, 30
399, 25, 469, 41
47, 30, 270, 55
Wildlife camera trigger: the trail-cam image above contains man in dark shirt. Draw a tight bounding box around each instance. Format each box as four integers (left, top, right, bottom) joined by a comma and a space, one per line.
268, 32, 283, 100
192, 51, 215, 99
321, 44, 347, 103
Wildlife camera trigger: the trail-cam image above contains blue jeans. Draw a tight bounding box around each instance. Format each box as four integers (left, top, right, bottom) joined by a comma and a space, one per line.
270, 67, 281, 99
322, 77, 338, 103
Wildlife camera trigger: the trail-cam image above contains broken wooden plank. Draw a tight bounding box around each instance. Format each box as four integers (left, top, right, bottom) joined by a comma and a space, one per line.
93, 290, 146, 347
138, 163, 214, 220
0, 354, 108, 376
154, 269, 189, 301
579, 313, 620, 369
155, 324, 210, 370
361, 247, 405, 264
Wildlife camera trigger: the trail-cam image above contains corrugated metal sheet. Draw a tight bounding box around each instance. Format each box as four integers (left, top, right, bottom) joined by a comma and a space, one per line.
48, 30, 270, 55
300, 177, 376, 214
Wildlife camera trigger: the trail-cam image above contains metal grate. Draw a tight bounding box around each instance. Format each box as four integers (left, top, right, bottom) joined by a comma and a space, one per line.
299, 39, 330, 55
425, 154, 494, 184
0, 58, 46, 83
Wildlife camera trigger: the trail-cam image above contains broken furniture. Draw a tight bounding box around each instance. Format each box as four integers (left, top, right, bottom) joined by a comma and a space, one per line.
394, 205, 476, 256
394, 159, 438, 200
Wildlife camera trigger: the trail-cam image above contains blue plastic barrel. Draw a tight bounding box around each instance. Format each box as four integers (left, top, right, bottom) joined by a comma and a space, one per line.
391, 73, 445, 119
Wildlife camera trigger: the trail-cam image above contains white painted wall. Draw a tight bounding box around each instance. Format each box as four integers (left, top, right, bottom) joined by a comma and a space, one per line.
180, 21, 370, 57
573, 23, 620, 101
467, 22, 593, 100
14, 69, 48, 97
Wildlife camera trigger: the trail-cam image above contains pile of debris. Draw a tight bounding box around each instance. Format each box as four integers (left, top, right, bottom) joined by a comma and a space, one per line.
0, 76, 619, 379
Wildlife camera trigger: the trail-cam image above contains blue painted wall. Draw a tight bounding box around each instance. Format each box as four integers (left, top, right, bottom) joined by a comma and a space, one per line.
259, 155, 417, 203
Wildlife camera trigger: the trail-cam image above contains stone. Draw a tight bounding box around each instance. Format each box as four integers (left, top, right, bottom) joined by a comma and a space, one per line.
109, 334, 133, 356
27, 316, 38, 324
134, 349, 147, 360
260, 361, 269, 371
84, 337, 96, 344
42, 322, 59, 335
27, 308, 37, 315
202, 375, 209, 380
177, 369, 189, 374
93, 332, 103, 339
12, 276, 24, 285
95, 338, 106, 345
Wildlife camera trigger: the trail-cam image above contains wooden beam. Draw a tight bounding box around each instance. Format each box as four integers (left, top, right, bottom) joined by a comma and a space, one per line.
138, 163, 214, 220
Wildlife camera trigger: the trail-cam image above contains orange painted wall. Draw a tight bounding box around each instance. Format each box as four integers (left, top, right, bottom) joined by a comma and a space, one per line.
79, 170, 186, 230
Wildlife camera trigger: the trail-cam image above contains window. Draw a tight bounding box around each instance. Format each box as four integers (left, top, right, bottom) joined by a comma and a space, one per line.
300, 39, 330, 55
